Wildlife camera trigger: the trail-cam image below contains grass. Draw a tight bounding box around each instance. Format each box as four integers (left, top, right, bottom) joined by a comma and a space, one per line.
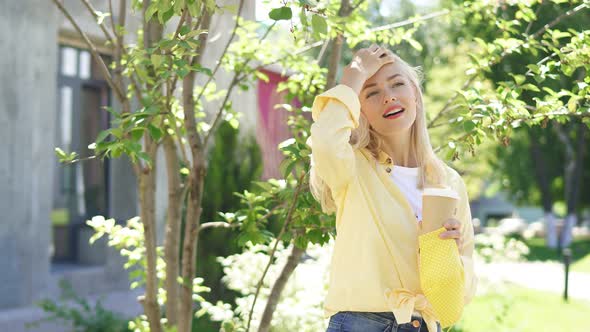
506, 235, 590, 273
454, 284, 590, 332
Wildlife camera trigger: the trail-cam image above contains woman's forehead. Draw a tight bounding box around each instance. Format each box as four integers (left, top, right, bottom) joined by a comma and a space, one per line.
364, 62, 404, 85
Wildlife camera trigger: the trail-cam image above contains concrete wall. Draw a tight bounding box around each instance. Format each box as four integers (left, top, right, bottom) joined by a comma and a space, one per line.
0, 0, 258, 313
0, 1, 58, 308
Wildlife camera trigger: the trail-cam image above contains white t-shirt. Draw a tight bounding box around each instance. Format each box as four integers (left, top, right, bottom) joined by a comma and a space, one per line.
389, 165, 423, 222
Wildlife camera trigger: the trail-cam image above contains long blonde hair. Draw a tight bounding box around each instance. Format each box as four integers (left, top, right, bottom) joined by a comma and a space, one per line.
310, 52, 449, 214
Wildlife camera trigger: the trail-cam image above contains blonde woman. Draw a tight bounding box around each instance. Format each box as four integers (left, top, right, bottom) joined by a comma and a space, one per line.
308, 44, 477, 332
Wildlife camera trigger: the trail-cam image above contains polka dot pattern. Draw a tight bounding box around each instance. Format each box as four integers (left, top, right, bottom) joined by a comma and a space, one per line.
418, 226, 465, 328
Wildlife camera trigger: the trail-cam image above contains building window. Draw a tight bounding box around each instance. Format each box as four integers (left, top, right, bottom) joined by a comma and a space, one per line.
52, 45, 111, 265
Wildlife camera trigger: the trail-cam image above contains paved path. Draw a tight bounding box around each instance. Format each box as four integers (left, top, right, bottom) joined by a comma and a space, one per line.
476, 260, 590, 302
0, 288, 143, 332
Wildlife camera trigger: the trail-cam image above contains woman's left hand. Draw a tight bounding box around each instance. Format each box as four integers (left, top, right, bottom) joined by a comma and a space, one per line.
439, 218, 462, 248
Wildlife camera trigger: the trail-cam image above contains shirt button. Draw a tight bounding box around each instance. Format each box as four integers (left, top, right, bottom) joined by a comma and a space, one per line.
385, 167, 391, 173
386, 157, 392, 164
412, 320, 421, 328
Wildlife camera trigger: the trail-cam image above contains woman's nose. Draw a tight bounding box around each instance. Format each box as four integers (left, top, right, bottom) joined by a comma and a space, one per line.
384, 96, 397, 104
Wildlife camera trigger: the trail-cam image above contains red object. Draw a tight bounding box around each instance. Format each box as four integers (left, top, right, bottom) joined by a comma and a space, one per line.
256, 69, 301, 180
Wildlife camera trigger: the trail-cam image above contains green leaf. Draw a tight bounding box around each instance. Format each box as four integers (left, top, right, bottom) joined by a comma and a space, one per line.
151, 54, 164, 68
178, 25, 191, 36
294, 235, 307, 249
159, 7, 175, 24
137, 151, 151, 164
522, 83, 540, 92
512, 74, 526, 85
567, 96, 579, 113
407, 39, 423, 52
279, 158, 297, 179
148, 124, 163, 141
526, 64, 540, 74
187, 1, 200, 17
145, 3, 159, 22
130, 128, 144, 142
269, 6, 292, 21
174, 0, 185, 14
55, 147, 67, 159
299, 8, 308, 26
95, 130, 110, 144
254, 70, 269, 83
463, 120, 476, 132
228, 118, 239, 129
193, 63, 212, 76
311, 15, 327, 36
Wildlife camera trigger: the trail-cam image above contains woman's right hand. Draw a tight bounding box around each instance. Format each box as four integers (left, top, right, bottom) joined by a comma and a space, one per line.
340, 44, 396, 95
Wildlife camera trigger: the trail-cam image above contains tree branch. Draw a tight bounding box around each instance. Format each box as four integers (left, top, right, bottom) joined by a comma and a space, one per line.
530, 2, 587, 40
52, 0, 126, 103
203, 20, 277, 150
197, 221, 240, 232
246, 172, 307, 332
79, 0, 116, 43
524, 1, 544, 36
427, 3, 587, 129
349, 0, 367, 13
246, 9, 449, 77
371, 9, 450, 32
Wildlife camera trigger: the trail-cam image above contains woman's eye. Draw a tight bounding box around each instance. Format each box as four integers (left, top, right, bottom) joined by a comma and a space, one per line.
366, 83, 403, 98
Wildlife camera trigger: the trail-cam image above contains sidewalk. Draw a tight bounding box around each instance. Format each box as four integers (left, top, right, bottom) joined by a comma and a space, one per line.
476, 260, 590, 302
0, 288, 143, 332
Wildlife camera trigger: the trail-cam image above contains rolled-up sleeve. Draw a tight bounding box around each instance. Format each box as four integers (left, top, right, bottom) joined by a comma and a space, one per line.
455, 175, 478, 305
308, 84, 360, 194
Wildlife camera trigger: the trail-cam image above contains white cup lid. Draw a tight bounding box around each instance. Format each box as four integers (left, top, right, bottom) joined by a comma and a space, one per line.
422, 187, 459, 200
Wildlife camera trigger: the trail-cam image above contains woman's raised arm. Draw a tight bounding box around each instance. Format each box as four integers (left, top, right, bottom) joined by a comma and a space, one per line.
309, 44, 395, 193
309, 84, 361, 193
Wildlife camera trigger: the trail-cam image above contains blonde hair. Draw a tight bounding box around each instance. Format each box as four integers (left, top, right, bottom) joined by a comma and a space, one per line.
310, 52, 449, 215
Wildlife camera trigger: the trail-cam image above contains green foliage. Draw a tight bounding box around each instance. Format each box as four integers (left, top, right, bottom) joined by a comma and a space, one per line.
52, 0, 590, 330
201, 121, 262, 225
197, 121, 263, 303
474, 232, 530, 263
459, 285, 590, 331
86, 216, 211, 306
269, 6, 293, 21
28, 280, 131, 332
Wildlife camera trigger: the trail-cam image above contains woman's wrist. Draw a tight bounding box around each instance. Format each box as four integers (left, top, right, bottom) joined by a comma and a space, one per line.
340, 73, 365, 96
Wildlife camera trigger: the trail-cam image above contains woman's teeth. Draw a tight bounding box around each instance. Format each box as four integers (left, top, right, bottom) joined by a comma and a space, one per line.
384, 109, 404, 118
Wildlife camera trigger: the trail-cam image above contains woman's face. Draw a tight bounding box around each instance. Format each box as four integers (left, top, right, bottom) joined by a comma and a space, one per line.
359, 62, 417, 136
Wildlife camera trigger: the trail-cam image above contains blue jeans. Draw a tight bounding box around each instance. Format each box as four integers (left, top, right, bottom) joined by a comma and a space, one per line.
326, 311, 441, 332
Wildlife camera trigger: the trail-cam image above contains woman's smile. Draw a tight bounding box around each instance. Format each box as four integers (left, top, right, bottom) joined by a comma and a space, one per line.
383, 105, 405, 119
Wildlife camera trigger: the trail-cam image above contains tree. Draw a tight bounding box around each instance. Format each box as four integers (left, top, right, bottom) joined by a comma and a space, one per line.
52, 1, 275, 331
52, 0, 590, 331
443, 0, 590, 249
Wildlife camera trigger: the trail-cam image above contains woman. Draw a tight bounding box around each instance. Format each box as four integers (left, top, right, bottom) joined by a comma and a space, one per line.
308, 44, 478, 332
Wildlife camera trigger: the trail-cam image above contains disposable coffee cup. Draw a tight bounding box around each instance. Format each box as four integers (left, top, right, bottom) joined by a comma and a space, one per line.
420, 187, 460, 235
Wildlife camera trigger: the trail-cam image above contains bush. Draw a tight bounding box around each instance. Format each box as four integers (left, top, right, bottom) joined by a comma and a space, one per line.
28, 279, 131, 332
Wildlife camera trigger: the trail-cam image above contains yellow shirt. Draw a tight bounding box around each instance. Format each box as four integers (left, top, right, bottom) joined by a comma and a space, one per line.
309, 84, 477, 332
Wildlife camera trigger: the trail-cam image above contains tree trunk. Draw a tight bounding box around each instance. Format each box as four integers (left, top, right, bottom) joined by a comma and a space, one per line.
178, 9, 211, 332
163, 136, 182, 325
529, 128, 556, 248
257, 245, 305, 332
138, 3, 164, 331
561, 123, 587, 247
255, 1, 351, 330
138, 140, 163, 332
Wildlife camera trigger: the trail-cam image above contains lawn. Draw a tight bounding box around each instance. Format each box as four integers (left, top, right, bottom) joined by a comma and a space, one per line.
455, 284, 590, 332
509, 235, 590, 273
